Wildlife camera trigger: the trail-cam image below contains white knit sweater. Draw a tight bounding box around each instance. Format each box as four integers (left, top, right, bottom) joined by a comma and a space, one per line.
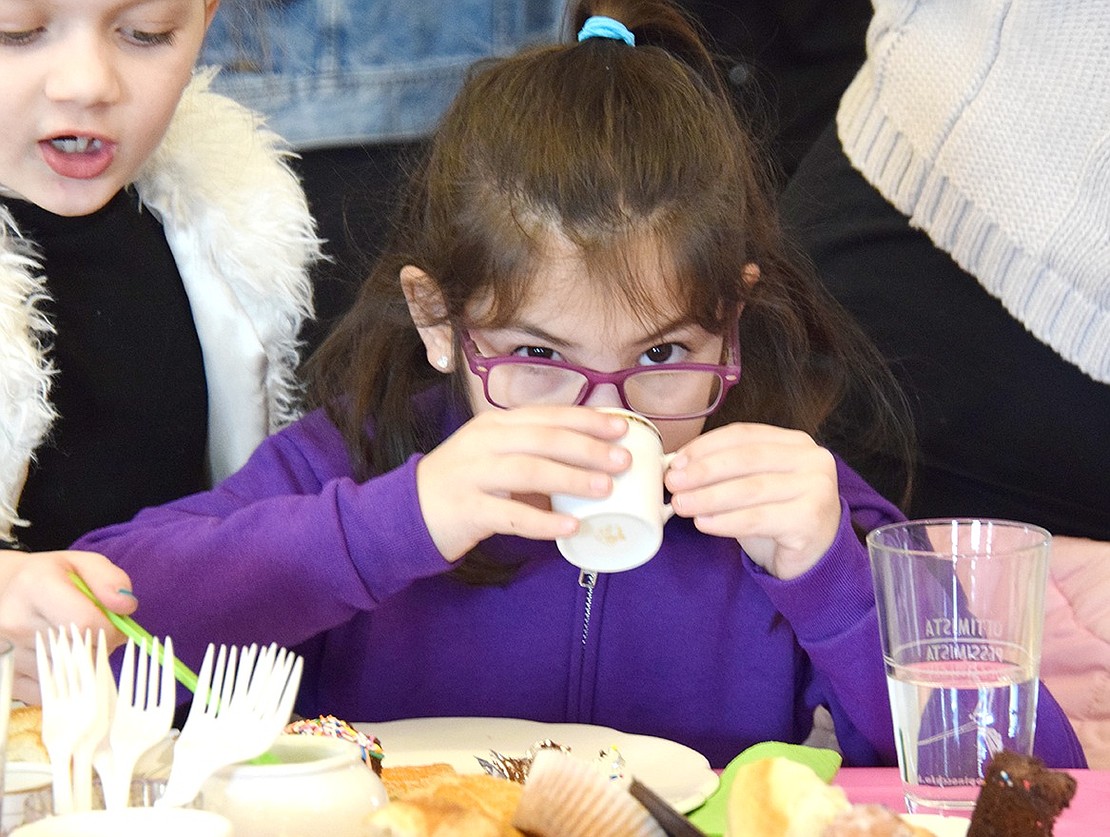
838, 0, 1110, 383
0, 71, 320, 539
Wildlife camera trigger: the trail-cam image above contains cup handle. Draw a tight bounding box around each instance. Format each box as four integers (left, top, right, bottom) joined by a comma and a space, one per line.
661, 453, 677, 523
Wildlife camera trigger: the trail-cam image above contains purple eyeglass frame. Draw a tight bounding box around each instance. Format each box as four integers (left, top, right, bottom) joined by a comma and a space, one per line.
458, 321, 742, 420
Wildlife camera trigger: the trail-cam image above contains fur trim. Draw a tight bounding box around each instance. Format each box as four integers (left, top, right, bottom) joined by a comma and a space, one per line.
0, 209, 56, 539
135, 69, 318, 437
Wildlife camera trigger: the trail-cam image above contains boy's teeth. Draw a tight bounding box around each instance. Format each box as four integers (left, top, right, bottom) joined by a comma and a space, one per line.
50, 137, 102, 154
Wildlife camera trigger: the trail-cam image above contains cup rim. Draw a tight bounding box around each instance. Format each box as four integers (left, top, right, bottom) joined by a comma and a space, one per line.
9, 806, 233, 836
5, 762, 53, 794
867, 517, 1052, 556
213, 734, 365, 778
595, 406, 662, 441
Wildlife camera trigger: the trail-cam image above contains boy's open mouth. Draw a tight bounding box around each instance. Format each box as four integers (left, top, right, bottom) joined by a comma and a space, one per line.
49, 136, 104, 154
39, 134, 115, 180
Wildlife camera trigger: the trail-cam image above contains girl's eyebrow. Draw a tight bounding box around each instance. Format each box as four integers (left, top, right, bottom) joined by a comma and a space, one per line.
503, 322, 571, 348
502, 316, 702, 349
641, 318, 703, 343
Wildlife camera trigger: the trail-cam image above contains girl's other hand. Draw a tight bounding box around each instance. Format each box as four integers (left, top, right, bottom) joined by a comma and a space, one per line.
0, 549, 136, 704
415, 407, 633, 561
665, 423, 841, 579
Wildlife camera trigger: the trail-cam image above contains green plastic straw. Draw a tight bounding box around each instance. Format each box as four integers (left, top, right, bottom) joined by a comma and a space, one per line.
69, 571, 199, 693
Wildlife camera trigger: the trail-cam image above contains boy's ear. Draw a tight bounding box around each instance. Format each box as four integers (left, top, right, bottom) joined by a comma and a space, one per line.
204, 0, 221, 29
401, 266, 456, 373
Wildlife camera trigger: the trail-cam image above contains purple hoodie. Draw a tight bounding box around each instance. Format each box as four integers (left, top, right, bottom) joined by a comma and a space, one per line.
74, 386, 1086, 769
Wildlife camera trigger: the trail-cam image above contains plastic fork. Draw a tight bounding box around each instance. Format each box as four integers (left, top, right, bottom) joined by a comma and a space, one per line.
35, 625, 100, 815
156, 642, 303, 808
69, 629, 114, 812
93, 636, 176, 810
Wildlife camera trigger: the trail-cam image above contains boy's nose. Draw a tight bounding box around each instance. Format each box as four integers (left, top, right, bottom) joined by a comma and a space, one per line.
44, 35, 122, 106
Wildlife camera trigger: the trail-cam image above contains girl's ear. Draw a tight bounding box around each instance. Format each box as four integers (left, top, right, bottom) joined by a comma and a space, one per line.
401, 266, 456, 373
736, 263, 760, 318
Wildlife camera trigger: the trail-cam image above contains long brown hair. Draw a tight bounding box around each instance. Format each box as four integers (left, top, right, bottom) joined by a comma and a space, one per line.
306, 0, 914, 575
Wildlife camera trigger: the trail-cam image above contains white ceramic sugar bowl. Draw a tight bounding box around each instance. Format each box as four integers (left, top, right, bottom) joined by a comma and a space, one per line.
200, 734, 388, 837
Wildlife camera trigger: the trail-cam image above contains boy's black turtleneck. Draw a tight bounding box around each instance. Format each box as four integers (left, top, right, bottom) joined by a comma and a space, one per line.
10, 189, 208, 551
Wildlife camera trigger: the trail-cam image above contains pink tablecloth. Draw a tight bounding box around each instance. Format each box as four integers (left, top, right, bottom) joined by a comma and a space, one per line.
834, 768, 1110, 835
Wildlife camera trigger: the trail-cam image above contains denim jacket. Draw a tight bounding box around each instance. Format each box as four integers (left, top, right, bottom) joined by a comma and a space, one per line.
201, 0, 566, 149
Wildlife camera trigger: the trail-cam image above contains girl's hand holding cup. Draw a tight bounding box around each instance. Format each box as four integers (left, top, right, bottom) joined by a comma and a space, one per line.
414, 406, 632, 562
665, 422, 841, 579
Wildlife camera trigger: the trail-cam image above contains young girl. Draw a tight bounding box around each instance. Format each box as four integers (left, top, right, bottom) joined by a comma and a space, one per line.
0, 0, 319, 700
74, 0, 1084, 768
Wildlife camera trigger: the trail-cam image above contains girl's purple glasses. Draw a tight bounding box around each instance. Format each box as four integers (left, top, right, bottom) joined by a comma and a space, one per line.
459, 322, 741, 420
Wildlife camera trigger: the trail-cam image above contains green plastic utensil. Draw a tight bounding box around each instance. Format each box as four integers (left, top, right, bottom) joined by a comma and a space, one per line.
69, 571, 198, 693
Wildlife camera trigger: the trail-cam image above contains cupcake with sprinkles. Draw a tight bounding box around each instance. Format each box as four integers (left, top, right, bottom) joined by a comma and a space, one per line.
285, 715, 385, 776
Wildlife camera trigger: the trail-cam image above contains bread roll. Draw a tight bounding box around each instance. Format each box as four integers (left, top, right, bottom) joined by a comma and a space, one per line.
726, 757, 939, 837
6, 706, 48, 763
382, 763, 459, 800
725, 756, 852, 837
373, 763, 524, 836
365, 797, 506, 837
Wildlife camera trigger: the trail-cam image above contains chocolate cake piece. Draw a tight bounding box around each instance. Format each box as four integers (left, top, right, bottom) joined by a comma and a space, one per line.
968, 750, 1077, 836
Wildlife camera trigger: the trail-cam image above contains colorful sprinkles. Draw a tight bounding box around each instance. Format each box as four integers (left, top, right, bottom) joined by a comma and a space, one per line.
285, 715, 385, 771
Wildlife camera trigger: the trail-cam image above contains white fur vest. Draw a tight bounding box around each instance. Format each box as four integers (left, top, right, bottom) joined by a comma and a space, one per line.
0, 71, 320, 540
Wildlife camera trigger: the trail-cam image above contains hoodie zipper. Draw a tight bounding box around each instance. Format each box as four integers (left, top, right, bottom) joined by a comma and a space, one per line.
578, 569, 597, 646
569, 568, 601, 723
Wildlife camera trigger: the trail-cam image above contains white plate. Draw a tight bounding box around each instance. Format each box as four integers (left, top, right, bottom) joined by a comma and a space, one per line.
901, 813, 971, 836
355, 716, 719, 813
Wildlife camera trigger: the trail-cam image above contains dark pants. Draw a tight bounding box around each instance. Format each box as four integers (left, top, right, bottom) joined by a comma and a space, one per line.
782, 123, 1110, 540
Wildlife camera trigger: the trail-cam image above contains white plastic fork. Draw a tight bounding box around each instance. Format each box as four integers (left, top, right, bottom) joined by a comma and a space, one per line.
70, 629, 114, 812
35, 625, 100, 815
93, 636, 176, 810
156, 642, 303, 809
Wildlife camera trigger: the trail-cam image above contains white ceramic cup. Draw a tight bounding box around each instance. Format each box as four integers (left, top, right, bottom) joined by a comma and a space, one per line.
199, 735, 388, 837
2, 763, 52, 833
9, 808, 233, 837
552, 408, 674, 573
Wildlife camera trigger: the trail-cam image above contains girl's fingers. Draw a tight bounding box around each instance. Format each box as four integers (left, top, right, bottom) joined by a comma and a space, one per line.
491, 404, 632, 436
471, 452, 616, 499
473, 413, 632, 472
687, 497, 826, 542
471, 497, 580, 542
668, 425, 828, 490
664, 425, 841, 576
676, 422, 813, 459
416, 408, 636, 560
670, 467, 836, 518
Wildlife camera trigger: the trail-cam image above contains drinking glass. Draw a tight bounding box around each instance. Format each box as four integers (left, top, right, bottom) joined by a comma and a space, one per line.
867, 519, 1050, 815
0, 639, 13, 831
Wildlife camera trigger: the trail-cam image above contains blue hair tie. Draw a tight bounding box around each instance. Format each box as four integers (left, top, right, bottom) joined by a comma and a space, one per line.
577, 15, 635, 47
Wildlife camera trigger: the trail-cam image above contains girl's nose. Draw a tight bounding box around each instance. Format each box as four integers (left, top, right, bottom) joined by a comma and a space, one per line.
44, 35, 122, 106
581, 382, 624, 411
